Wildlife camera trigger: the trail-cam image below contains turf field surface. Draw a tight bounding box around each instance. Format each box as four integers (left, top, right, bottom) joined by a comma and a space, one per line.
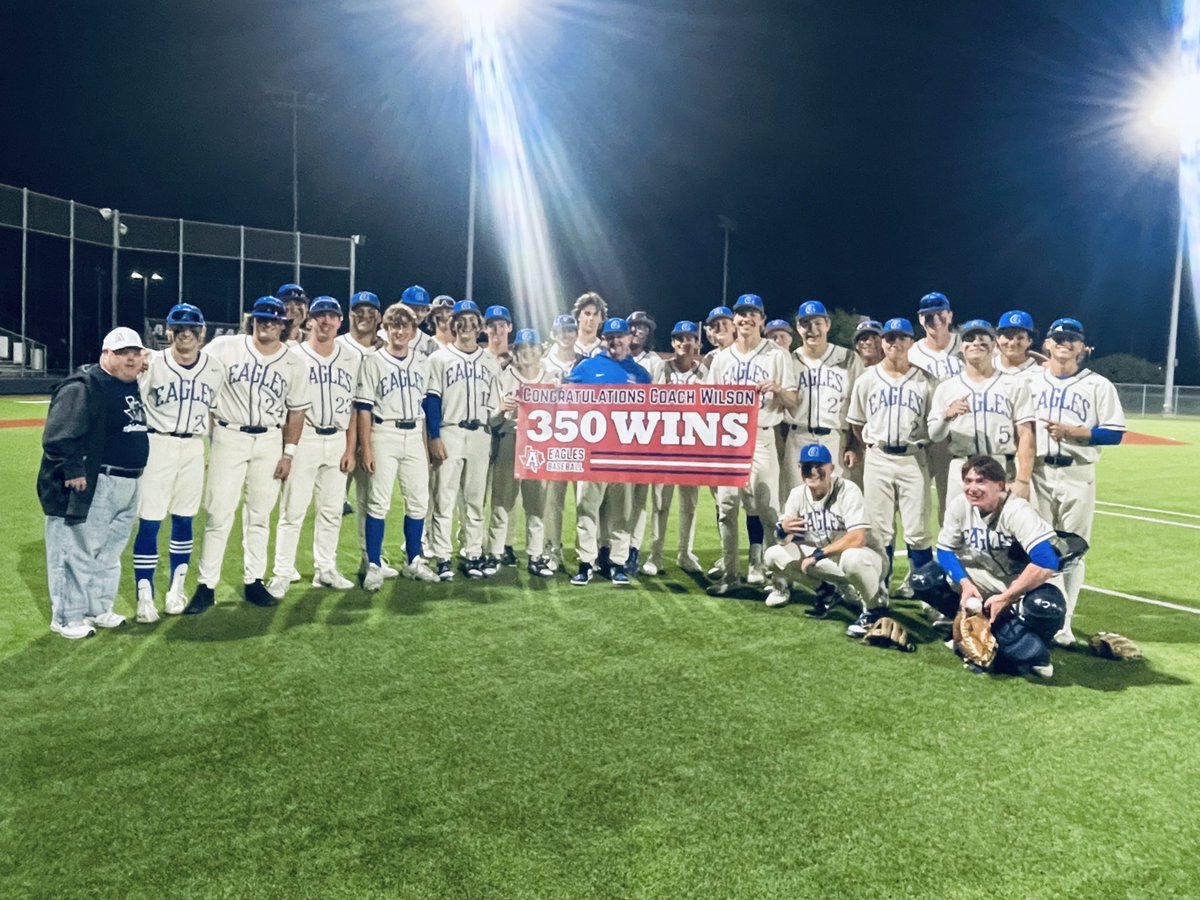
2, 406, 1198, 898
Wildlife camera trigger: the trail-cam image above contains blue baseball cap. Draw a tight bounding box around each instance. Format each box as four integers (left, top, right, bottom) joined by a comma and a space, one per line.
854, 319, 883, 338
959, 318, 995, 338
765, 319, 792, 334
799, 443, 833, 465
349, 291, 381, 310
552, 314, 578, 332
671, 320, 700, 337
602, 317, 630, 336
513, 327, 540, 346
166, 303, 205, 327
452, 299, 482, 318
309, 296, 343, 316
997, 310, 1035, 334
401, 285, 430, 307
250, 296, 287, 321
706, 306, 733, 324
485, 304, 512, 324
1048, 317, 1085, 341
275, 283, 308, 302
882, 317, 914, 337
796, 300, 828, 320
733, 293, 765, 314
918, 291, 951, 313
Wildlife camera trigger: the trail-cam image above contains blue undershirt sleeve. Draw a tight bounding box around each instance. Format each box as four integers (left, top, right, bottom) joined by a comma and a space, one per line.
1027, 539, 1060, 571
1089, 427, 1123, 445
936, 548, 968, 584
423, 395, 442, 440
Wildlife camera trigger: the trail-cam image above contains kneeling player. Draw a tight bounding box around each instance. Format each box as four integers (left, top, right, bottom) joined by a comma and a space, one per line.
913, 455, 1069, 678
764, 444, 886, 630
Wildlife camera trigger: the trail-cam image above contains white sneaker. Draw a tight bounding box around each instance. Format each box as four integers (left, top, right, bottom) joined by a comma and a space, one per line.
380, 561, 399, 579
164, 564, 188, 615
1031, 663, 1055, 678
747, 563, 766, 586
765, 585, 791, 608
136, 579, 159, 624
51, 619, 96, 640
313, 569, 354, 590
83, 611, 126, 629
640, 561, 659, 576
677, 554, 703, 574
706, 578, 743, 597
266, 575, 291, 599
706, 559, 725, 579
402, 558, 440, 583
1052, 630, 1076, 648
363, 563, 385, 592
289, 571, 302, 583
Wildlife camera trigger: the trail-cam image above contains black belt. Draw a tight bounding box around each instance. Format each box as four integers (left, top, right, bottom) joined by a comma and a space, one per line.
954, 453, 1015, 462
879, 444, 911, 455
148, 429, 193, 439
374, 416, 418, 430
1043, 454, 1074, 468
99, 464, 143, 479
804, 426, 832, 436
456, 420, 486, 431
314, 426, 338, 436
217, 420, 275, 435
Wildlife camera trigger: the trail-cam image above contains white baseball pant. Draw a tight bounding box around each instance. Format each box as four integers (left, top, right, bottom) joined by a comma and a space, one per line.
273, 427, 348, 576
429, 425, 491, 560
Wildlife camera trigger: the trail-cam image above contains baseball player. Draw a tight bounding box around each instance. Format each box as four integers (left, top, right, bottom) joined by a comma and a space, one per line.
703, 294, 798, 596
540, 314, 581, 570
427, 295, 456, 350
995, 309, 1041, 376
701, 304, 737, 580
765, 319, 793, 351
355, 302, 439, 588
399, 286, 440, 359
426, 300, 502, 580
908, 291, 964, 528
846, 316, 938, 627
846, 319, 884, 489
484, 305, 513, 367
764, 444, 885, 622
1026, 317, 1125, 645
130, 303, 224, 622
486, 328, 554, 576
183, 296, 311, 613
573, 292, 607, 359
266, 297, 362, 598
565, 317, 652, 586
276, 282, 310, 346
642, 320, 707, 575
926, 319, 1035, 505
478, 304, 518, 572
623, 310, 667, 574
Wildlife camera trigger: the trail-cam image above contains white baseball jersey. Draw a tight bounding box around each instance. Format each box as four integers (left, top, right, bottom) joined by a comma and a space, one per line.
575, 338, 603, 359
336, 332, 382, 362
543, 348, 579, 381
206, 334, 310, 427
1026, 367, 1126, 464
994, 354, 1039, 376
632, 350, 666, 382
494, 363, 552, 435
909, 334, 963, 381
426, 345, 502, 424
937, 493, 1056, 583
657, 358, 707, 385
789, 344, 862, 431
138, 348, 224, 434
293, 342, 361, 431
927, 371, 1034, 458
779, 476, 880, 551
847, 364, 937, 447
704, 339, 794, 427
412, 330, 440, 359
356, 349, 430, 424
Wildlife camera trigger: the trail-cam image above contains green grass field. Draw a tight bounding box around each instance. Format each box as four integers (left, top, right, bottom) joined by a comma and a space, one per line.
2, 400, 1198, 898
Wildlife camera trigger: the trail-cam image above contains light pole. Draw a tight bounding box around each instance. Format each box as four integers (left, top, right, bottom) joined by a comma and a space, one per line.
267, 89, 324, 280
718, 215, 737, 305
131, 270, 164, 337
465, 115, 478, 299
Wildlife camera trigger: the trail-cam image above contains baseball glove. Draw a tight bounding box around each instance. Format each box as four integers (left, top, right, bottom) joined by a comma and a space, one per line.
862, 617, 916, 653
953, 611, 997, 671
1089, 632, 1143, 661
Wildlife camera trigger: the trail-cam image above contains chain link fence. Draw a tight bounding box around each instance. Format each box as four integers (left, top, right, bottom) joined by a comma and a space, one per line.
1115, 383, 1200, 416
0, 182, 364, 373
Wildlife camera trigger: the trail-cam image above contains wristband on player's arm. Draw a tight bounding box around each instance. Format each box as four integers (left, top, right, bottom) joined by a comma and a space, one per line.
1089, 426, 1123, 446
810, 548, 826, 562
936, 547, 968, 584
774, 522, 788, 540
422, 395, 442, 439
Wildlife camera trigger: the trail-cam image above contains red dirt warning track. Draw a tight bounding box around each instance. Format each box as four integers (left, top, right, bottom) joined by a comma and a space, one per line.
0, 418, 47, 428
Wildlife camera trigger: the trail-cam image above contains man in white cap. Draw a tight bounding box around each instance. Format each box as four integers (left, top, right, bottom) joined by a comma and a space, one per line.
37, 327, 150, 638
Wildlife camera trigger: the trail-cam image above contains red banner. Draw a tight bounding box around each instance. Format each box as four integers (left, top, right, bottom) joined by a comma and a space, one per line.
514, 384, 759, 486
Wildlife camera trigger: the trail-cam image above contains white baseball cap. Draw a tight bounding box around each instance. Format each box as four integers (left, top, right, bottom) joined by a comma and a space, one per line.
102, 327, 145, 352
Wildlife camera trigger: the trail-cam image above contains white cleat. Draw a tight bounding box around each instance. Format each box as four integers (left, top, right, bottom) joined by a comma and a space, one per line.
363, 563, 385, 592
894, 574, 915, 599
266, 575, 291, 599
706, 559, 726, 579
51, 619, 96, 640
640, 561, 659, 576
164, 564, 188, 615
83, 611, 126, 629
313, 569, 355, 590
135, 579, 159, 624
1052, 630, 1076, 648
706, 578, 743, 597
765, 588, 791, 608
402, 558, 440, 583
1031, 663, 1055, 678
746, 563, 766, 586
677, 554, 703, 574
288, 571, 302, 584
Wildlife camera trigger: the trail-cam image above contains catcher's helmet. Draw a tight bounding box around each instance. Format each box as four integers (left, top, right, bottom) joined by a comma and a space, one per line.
275, 283, 308, 302
1017, 585, 1067, 643
627, 310, 656, 331
166, 303, 205, 327
430, 295, 455, 311
909, 561, 959, 620
401, 285, 430, 307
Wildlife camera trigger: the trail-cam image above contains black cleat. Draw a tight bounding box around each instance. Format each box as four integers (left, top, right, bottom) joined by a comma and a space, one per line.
805, 584, 839, 619
624, 547, 640, 577
501, 546, 519, 568
243, 579, 278, 608
342, 500, 354, 515
183, 584, 215, 616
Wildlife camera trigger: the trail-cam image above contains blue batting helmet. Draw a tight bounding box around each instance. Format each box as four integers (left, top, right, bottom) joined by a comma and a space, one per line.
602, 317, 629, 336
349, 291, 380, 310
706, 306, 733, 324
401, 285, 430, 307
309, 296, 342, 316
452, 299, 482, 318
250, 296, 287, 321
275, 283, 308, 302
485, 304, 513, 323
997, 310, 1035, 335
733, 293, 765, 314
166, 303, 205, 327
513, 327, 540, 346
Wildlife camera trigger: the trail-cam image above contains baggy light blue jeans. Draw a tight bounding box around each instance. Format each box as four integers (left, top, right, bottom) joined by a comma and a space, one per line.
45, 473, 139, 626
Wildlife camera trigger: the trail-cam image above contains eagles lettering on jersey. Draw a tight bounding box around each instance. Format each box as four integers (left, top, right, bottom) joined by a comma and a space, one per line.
149, 378, 217, 408
356, 351, 430, 424
866, 383, 927, 417
308, 364, 355, 394
227, 361, 288, 397
379, 367, 425, 397
1033, 385, 1091, 421
909, 336, 963, 380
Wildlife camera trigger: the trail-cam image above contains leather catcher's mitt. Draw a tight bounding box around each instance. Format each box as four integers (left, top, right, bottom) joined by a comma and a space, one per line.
1089, 632, 1143, 660
862, 617, 916, 653
953, 611, 997, 671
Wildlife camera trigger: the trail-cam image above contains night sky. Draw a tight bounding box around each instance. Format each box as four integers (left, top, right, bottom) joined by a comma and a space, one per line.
2, 0, 1197, 380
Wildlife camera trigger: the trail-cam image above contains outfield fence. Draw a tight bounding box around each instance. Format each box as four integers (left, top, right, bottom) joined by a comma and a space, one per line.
1115, 383, 1200, 416
0, 181, 364, 373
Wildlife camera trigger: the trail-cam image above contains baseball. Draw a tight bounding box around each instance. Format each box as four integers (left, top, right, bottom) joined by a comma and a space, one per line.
963, 597, 983, 616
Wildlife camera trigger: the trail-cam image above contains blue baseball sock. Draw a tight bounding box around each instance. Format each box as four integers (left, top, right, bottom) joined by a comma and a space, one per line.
403, 516, 424, 563
746, 516, 764, 545
908, 546, 933, 570
885, 544, 895, 583
169, 515, 193, 577
133, 519, 161, 590
365, 515, 386, 566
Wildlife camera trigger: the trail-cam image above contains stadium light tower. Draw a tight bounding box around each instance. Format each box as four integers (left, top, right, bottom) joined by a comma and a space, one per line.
131, 270, 164, 334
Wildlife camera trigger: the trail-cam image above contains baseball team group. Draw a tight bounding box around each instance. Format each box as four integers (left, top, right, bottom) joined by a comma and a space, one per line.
37, 282, 1126, 676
